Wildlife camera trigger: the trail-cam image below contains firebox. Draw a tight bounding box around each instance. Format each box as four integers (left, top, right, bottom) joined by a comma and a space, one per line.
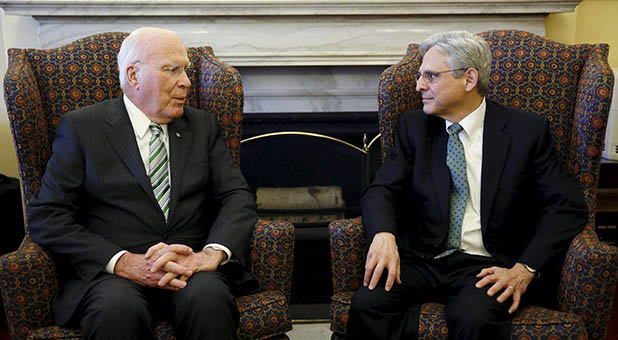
241, 112, 381, 319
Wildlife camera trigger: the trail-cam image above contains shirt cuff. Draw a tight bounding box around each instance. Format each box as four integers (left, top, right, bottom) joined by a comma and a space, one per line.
204, 243, 232, 265
105, 250, 128, 274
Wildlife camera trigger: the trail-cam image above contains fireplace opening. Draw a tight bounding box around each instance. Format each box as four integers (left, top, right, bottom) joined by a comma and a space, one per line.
241, 112, 380, 318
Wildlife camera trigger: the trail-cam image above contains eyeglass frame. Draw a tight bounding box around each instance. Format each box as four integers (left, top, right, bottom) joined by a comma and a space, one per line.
134, 60, 195, 79
415, 68, 468, 84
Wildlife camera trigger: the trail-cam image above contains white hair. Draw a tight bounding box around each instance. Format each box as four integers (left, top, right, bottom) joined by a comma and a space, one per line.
117, 30, 144, 91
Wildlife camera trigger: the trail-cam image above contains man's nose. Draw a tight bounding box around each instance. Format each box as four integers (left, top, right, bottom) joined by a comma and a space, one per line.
415, 77, 427, 92
179, 70, 191, 87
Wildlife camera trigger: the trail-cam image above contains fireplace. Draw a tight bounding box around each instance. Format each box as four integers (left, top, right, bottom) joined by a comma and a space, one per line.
236, 64, 386, 311
240, 115, 381, 310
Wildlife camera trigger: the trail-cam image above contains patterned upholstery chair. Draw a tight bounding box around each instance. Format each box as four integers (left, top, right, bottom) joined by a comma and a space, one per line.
330, 30, 618, 340
0, 32, 294, 340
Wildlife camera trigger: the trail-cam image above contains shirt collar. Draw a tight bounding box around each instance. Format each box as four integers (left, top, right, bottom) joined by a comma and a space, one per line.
445, 98, 486, 140
123, 94, 163, 139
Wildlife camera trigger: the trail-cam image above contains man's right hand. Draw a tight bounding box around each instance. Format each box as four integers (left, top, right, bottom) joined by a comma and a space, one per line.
364, 232, 401, 291
114, 252, 189, 290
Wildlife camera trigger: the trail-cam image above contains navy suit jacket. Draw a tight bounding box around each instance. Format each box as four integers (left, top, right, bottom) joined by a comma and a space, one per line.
28, 96, 258, 324
362, 100, 587, 274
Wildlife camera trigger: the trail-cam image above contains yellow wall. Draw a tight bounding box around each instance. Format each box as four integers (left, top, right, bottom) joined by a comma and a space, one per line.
0, 69, 19, 180
0, 10, 17, 178
0, 12, 38, 179
546, 0, 618, 68
0, 122, 18, 178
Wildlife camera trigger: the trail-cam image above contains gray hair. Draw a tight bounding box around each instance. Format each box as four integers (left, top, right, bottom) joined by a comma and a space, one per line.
117, 30, 147, 91
418, 31, 492, 97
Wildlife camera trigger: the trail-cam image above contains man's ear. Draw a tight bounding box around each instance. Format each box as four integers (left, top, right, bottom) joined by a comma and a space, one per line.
464, 68, 479, 93
126, 64, 140, 90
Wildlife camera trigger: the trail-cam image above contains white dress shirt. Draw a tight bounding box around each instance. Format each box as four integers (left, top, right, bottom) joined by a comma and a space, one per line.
104, 95, 231, 274
445, 98, 491, 257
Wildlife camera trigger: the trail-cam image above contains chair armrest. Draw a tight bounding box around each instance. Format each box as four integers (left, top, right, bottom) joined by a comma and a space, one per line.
0, 238, 57, 340
558, 227, 618, 340
248, 219, 295, 302
329, 218, 366, 294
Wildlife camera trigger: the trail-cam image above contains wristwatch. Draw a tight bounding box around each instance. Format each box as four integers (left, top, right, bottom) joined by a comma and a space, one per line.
523, 264, 540, 279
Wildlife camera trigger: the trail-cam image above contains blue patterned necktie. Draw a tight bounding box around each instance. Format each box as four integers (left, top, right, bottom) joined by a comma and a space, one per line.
149, 123, 171, 220
436, 123, 468, 258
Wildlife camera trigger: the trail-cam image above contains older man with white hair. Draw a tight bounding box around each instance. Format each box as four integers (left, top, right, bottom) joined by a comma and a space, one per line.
27, 27, 257, 340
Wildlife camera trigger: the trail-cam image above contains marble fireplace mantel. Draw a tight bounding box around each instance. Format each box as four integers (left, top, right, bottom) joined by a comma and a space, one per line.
0, 1, 583, 16
0, 0, 582, 114
0, 0, 581, 66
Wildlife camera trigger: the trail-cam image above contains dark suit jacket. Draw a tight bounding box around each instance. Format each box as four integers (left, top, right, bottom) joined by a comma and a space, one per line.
27, 96, 258, 325
362, 100, 587, 275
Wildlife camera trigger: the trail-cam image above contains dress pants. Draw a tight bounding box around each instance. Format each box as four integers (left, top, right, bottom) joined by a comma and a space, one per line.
75, 271, 239, 340
346, 252, 514, 340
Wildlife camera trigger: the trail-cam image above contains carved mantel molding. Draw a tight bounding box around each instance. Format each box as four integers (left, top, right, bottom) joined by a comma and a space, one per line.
0, 0, 581, 66
0, 0, 582, 16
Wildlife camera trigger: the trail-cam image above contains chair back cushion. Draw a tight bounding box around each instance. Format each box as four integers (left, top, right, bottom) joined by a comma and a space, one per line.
480, 30, 614, 217
377, 29, 614, 219
4, 33, 127, 204
3, 32, 244, 219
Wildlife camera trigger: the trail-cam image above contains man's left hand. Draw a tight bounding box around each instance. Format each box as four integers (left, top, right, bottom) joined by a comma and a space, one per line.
475, 263, 535, 314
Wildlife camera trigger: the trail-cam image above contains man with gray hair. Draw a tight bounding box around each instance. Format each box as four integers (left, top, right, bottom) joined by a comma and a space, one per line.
28, 27, 257, 339
346, 31, 586, 339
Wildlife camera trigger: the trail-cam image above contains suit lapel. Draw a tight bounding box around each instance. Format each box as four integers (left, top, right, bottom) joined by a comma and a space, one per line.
166, 114, 193, 225
103, 98, 159, 208
427, 117, 451, 225
480, 102, 511, 230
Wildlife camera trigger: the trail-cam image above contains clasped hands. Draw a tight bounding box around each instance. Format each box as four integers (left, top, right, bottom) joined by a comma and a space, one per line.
115, 242, 225, 291
364, 232, 535, 314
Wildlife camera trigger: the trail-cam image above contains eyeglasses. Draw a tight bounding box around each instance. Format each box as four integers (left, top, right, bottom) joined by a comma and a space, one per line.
135, 61, 195, 79
415, 68, 468, 84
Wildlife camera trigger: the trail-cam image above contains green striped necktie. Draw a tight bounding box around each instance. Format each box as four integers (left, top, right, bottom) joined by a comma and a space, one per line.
149, 123, 170, 220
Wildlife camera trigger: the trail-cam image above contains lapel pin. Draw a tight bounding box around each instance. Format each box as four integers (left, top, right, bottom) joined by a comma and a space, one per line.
176, 132, 181, 138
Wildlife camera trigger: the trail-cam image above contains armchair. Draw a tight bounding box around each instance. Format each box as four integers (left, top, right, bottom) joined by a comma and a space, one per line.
330, 30, 618, 340
0, 32, 294, 340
